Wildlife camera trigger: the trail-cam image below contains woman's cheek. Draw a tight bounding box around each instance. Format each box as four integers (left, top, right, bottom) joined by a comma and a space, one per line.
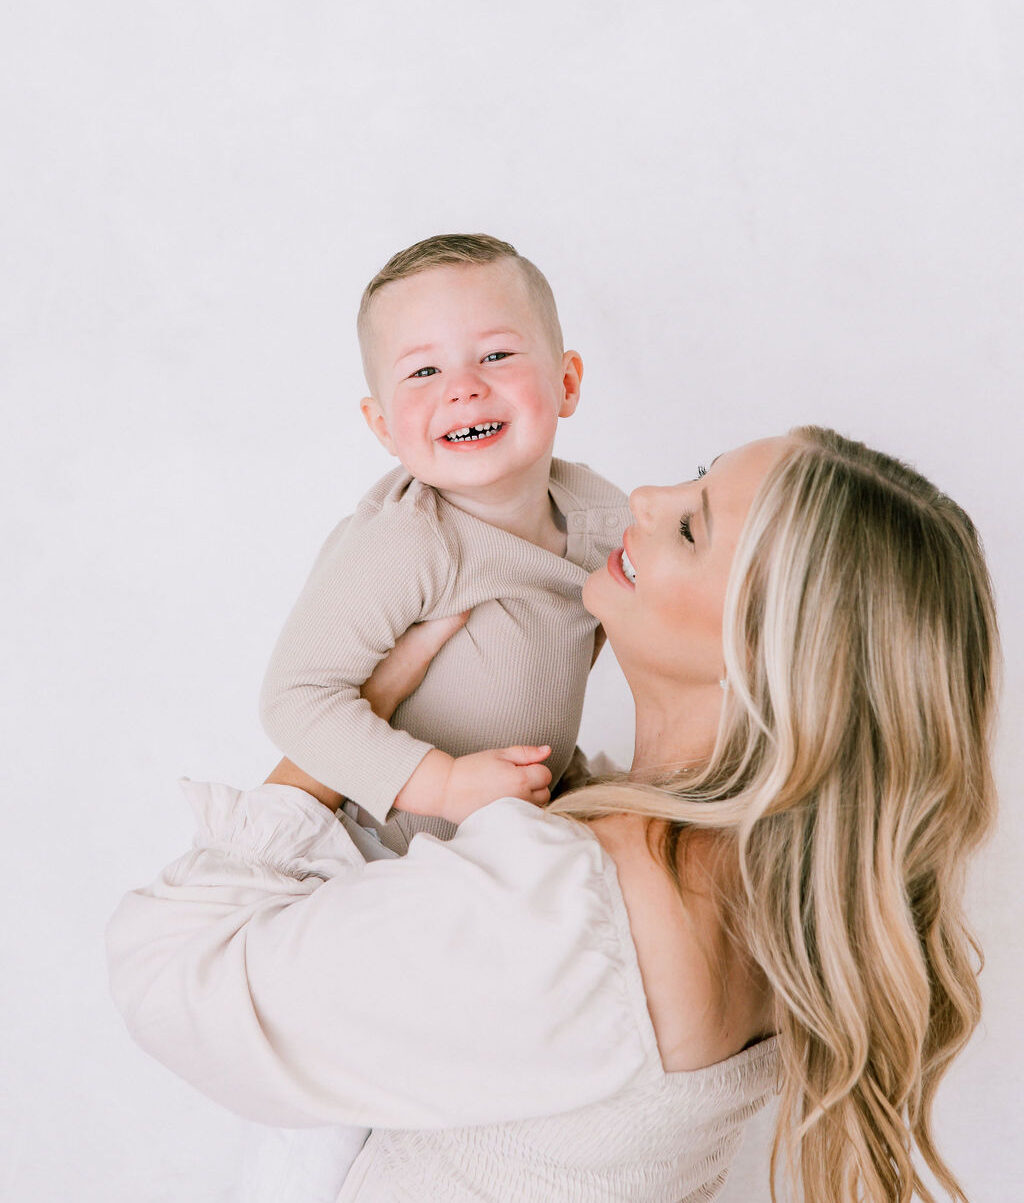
651, 572, 717, 646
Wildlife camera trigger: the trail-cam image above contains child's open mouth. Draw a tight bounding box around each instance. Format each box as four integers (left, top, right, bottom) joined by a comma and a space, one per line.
443, 422, 505, 444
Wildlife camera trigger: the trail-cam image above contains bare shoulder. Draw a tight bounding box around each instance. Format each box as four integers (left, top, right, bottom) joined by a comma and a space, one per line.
587, 812, 650, 859
589, 814, 775, 1072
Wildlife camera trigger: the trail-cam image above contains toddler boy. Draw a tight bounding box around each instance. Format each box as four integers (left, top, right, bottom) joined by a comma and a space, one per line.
260, 233, 631, 854
245, 233, 630, 1199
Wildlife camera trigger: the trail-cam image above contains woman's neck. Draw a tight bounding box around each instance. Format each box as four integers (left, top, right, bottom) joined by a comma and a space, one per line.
630, 680, 722, 776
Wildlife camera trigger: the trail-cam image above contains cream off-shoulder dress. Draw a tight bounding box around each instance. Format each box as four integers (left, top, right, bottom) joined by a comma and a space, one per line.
107, 781, 779, 1202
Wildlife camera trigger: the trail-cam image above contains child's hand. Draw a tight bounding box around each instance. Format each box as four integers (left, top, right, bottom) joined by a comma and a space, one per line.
446, 746, 553, 821
394, 745, 552, 824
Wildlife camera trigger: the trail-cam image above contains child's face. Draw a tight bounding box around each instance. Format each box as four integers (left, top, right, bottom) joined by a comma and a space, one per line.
360, 261, 581, 497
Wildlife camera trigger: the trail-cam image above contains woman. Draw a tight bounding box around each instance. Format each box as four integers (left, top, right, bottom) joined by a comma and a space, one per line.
107, 428, 999, 1202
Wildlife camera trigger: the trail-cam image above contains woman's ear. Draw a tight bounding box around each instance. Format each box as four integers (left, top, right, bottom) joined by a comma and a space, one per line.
558, 351, 584, 418
360, 397, 399, 456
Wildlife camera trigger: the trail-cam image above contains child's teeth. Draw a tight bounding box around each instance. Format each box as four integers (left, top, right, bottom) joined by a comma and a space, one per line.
445, 422, 503, 442
621, 550, 637, 583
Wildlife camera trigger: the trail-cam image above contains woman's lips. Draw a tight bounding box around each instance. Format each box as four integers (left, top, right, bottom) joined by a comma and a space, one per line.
607, 546, 635, 589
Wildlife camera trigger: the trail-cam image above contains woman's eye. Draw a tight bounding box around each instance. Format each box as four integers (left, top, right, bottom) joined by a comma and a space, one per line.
679, 514, 695, 544
483, 351, 512, 363
410, 366, 438, 378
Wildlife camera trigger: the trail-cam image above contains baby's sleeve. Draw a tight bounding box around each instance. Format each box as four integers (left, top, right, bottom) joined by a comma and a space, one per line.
106, 782, 658, 1130
260, 501, 453, 822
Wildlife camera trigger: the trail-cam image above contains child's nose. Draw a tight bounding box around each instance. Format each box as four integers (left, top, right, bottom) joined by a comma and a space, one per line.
447, 368, 489, 403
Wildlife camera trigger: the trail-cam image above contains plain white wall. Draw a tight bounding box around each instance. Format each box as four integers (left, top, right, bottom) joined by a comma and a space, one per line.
3, 1, 1022, 1198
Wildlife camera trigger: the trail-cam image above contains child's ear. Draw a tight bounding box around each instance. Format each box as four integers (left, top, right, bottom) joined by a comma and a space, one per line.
558, 351, 583, 418
360, 397, 399, 456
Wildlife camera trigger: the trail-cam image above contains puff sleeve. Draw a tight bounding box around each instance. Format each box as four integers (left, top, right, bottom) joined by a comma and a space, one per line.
106, 782, 660, 1130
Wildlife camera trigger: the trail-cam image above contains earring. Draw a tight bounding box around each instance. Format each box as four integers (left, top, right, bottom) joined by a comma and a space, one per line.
719, 678, 728, 690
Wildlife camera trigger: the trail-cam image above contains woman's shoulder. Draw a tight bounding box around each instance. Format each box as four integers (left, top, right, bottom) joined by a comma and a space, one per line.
414, 800, 775, 1074
587, 813, 776, 1072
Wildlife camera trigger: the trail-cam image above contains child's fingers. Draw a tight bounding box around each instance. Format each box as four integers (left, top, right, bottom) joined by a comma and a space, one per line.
501, 744, 552, 767
516, 764, 552, 809
524, 763, 552, 789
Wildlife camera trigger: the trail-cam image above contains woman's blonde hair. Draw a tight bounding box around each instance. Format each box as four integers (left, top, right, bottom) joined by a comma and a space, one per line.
552, 427, 1000, 1202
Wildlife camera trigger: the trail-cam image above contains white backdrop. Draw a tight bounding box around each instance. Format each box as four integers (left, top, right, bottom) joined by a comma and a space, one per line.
3, 2, 1022, 1199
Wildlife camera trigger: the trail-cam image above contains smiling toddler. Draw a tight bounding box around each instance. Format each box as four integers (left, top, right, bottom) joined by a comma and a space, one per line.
260, 233, 631, 853
248, 233, 632, 1199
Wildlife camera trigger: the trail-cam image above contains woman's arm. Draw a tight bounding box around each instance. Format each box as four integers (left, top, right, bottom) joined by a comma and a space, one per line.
106, 782, 657, 1130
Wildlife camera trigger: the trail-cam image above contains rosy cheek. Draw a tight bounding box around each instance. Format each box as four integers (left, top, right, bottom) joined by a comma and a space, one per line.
391, 410, 421, 440
653, 575, 714, 636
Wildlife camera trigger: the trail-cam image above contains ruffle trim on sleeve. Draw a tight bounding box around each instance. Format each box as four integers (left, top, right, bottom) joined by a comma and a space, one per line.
179, 779, 367, 881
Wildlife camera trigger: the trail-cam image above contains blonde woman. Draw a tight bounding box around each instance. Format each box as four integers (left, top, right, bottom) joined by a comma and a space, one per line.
107, 428, 998, 1202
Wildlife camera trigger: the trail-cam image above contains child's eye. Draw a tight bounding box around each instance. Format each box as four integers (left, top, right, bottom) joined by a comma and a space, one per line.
410, 366, 439, 378
482, 351, 512, 363
679, 514, 695, 544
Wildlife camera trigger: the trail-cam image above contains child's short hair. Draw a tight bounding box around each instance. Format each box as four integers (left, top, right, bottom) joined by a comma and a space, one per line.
357, 233, 564, 367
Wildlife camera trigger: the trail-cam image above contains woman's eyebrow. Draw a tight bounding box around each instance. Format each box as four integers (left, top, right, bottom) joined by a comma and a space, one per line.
701, 487, 713, 544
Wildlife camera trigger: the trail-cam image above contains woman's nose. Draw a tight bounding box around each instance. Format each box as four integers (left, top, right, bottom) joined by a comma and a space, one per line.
629, 486, 658, 527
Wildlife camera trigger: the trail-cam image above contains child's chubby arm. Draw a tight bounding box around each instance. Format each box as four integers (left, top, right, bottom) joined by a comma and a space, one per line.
393, 745, 552, 824
361, 603, 553, 820
268, 745, 553, 827
388, 614, 600, 822
267, 611, 553, 822
260, 499, 462, 824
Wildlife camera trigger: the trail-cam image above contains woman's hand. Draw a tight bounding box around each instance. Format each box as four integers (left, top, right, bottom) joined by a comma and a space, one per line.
264, 611, 471, 810
359, 610, 470, 721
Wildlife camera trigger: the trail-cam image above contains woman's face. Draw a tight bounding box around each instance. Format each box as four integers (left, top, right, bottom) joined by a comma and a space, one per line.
583, 437, 792, 689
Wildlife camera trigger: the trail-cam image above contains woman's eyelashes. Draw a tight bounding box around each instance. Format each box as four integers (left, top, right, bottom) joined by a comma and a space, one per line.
676, 467, 707, 543
679, 513, 695, 544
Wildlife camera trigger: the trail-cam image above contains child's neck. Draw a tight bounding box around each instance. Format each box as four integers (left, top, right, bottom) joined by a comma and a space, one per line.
438, 455, 566, 556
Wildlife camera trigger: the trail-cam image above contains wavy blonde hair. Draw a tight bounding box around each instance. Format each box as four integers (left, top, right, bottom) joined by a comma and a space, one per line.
551, 427, 1000, 1202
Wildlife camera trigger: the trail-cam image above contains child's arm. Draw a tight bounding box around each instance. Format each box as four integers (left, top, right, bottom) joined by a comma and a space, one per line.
393, 745, 552, 823
260, 502, 459, 823
265, 612, 552, 819
266, 745, 553, 823
265, 535, 554, 823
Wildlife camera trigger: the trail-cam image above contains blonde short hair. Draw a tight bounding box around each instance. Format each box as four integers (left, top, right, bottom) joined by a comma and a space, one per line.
356, 234, 564, 386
